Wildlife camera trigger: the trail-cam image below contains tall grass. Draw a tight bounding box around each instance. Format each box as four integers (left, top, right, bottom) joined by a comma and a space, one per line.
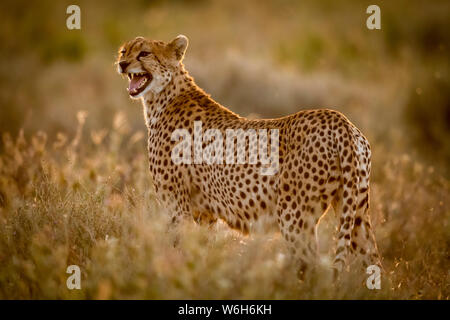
0, 111, 448, 299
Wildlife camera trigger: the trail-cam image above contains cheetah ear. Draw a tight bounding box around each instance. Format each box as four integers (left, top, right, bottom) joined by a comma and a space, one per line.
168, 35, 188, 61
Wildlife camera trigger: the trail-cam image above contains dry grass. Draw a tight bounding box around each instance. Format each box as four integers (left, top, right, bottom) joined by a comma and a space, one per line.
0, 112, 448, 299
0, 0, 449, 299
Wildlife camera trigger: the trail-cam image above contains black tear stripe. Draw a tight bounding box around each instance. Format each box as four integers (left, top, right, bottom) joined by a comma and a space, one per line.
154, 55, 162, 65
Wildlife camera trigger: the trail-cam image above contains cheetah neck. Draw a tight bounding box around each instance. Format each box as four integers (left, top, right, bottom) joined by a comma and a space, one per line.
142, 65, 200, 128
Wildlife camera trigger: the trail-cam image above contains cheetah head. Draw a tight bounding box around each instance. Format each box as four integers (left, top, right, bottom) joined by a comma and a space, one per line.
117, 35, 188, 99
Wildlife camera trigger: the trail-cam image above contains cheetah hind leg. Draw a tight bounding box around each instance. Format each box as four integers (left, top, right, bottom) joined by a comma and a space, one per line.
331, 186, 382, 281
350, 188, 382, 271
277, 212, 318, 281
331, 187, 351, 278
276, 188, 329, 281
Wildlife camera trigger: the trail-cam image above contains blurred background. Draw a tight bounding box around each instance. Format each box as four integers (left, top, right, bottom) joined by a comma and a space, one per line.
0, 0, 448, 299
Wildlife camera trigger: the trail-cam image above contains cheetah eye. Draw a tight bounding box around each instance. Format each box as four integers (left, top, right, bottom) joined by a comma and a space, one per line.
120, 49, 126, 55
137, 51, 151, 59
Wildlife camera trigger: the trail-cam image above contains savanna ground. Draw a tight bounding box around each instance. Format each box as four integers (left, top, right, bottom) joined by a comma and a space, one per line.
0, 0, 449, 299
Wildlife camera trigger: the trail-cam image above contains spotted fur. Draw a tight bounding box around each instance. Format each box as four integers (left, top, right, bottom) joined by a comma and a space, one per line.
117, 35, 382, 277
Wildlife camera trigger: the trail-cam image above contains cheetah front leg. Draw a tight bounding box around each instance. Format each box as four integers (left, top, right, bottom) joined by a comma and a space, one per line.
161, 190, 192, 226
153, 173, 193, 246
156, 189, 192, 247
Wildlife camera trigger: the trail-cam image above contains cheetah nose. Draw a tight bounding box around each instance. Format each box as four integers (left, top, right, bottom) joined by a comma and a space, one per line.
119, 61, 130, 73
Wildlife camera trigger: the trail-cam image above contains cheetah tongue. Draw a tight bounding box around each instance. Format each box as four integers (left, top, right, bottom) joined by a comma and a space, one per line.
128, 75, 147, 93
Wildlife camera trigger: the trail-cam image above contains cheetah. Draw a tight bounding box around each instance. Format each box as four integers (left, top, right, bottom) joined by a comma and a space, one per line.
116, 35, 382, 277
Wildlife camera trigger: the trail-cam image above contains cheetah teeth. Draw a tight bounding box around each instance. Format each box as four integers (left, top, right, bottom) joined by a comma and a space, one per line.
128, 72, 147, 80
128, 77, 148, 94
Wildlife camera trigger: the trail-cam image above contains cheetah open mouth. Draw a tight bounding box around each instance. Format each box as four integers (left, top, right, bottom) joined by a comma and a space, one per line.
127, 72, 152, 96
